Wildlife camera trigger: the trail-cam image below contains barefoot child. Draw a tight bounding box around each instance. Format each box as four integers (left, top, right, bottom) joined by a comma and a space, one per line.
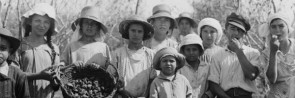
149, 47, 192, 98
0, 28, 30, 98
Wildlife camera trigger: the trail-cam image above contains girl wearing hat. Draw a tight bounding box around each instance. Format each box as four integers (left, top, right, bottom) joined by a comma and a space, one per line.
17, 3, 60, 98
144, 4, 178, 52
112, 15, 156, 97
197, 18, 223, 57
178, 34, 213, 98
149, 47, 192, 98
175, 12, 197, 43
0, 28, 30, 98
261, 10, 295, 98
61, 6, 111, 69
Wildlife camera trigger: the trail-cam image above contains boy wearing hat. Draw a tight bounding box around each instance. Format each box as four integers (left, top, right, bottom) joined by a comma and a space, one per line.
178, 34, 213, 98
208, 13, 260, 98
175, 12, 197, 43
150, 47, 192, 98
113, 15, 156, 97
144, 4, 178, 52
0, 28, 30, 98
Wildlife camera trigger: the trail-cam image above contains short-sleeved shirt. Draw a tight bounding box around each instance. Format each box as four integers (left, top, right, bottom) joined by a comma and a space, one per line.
0, 64, 30, 98
112, 45, 155, 97
61, 41, 112, 66
261, 38, 295, 98
149, 73, 192, 98
208, 45, 260, 93
144, 37, 178, 52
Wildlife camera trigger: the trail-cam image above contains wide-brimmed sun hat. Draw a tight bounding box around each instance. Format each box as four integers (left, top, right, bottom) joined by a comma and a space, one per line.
153, 47, 185, 71
175, 12, 197, 28
119, 15, 154, 41
22, 3, 58, 35
179, 34, 204, 55
0, 28, 20, 54
147, 4, 177, 29
71, 6, 108, 33
197, 18, 223, 44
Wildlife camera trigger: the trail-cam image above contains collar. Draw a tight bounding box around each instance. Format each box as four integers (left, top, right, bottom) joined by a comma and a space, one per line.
158, 72, 179, 81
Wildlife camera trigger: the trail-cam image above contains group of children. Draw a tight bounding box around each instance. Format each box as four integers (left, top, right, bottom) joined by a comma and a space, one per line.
0, 2, 294, 98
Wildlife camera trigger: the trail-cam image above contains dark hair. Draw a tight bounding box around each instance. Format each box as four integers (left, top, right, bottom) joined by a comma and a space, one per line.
24, 14, 57, 65
123, 22, 151, 40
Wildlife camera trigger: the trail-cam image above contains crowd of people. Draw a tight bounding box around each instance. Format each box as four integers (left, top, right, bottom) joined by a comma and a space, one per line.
0, 2, 294, 98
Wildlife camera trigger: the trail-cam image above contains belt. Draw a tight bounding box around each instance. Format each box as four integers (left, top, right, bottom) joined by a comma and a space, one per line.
226, 87, 252, 97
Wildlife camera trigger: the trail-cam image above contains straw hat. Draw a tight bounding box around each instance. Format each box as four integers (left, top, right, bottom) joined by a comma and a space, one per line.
119, 15, 154, 40
176, 12, 197, 28
71, 6, 108, 33
22, 3, 58, 35
153, 47, 185, 71
147, 4, 177, 29
0, 28, 20, 54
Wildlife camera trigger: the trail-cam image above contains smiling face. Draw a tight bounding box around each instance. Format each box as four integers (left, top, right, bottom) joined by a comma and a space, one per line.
160, 55, 177, 76
269, 19, 289, 41
30, 14, 52, 36
151, 17, 171, 36
0, 36, 10, 65
201, 25, 218, 47
81, 18, 101, 37
128, 23, 144, 44
178, 18, 192, 35
225, 24, 245, 40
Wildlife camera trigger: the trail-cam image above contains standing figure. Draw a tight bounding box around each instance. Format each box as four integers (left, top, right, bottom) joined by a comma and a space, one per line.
113, 15, 156, 97
0, 28, 30, 98
178, 34, 213, 98
144, 4, 178, 52
175, 12, 197, 43
208, 13, 260, 98
61, 6, 111, 68
149, 47, 192, 98
197, 18, 223, 57
18, 3, 60, 98
262, 10, 295, 98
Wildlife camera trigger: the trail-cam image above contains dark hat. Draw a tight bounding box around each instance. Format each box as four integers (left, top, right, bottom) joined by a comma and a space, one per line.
147, 4, 177, 29
71, 6, 108, 33
226, 13, 250, 32
119, 15, 154, 41
0, 28, 20, 54
175, 12, 197, 28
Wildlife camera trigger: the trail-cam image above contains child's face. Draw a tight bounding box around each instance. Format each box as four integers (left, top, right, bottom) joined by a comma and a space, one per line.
152, 17, 171, 35
31, 14, 51, 36
81, 18, 100, 37
160, 55, 177, 76
128, 23, 144, 44
269, 19, 289, 41
0, 36, 10, 65
183, 44, 201, 62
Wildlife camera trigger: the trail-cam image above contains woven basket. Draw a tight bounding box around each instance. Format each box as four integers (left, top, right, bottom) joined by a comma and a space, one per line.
56, 63, 118, 98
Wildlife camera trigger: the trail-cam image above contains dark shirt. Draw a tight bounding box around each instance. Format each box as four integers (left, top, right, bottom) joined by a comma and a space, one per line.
0, 65, 30, 98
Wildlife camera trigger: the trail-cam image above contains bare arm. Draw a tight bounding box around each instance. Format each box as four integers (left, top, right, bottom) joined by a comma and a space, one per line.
266, 50, 278, 84
235, 49, 259, 80
209, 81, 231, 98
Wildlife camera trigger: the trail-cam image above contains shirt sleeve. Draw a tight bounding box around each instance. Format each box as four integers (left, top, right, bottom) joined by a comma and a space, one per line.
149, 79, 158, 98
207, 58, 221, 84
15, 67, 30, 98
248, 49, 261, 67
185, 78, 193, 98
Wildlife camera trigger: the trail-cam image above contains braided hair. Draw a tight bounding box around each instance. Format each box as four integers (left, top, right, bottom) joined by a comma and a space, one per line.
24, 14, 57, 65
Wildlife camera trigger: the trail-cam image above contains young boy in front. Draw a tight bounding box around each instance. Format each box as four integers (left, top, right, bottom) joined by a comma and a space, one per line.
149, 47, 192, 98
0, 28, 30, 98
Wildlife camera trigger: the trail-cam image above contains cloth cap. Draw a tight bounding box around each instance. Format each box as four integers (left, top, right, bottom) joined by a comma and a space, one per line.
153, 47, 185, 71
197, 18, 223, 44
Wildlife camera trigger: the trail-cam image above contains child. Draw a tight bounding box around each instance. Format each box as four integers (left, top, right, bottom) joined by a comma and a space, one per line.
149, 47, 192, 98
0, 28, 30, 98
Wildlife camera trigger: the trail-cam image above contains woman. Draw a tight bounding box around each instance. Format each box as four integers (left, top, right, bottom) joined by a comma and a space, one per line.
18, 3, 60, 98
61, 6, 111, 68
197, 18, 223, 57
113, 15, 156, 97
262, 10, 295, 98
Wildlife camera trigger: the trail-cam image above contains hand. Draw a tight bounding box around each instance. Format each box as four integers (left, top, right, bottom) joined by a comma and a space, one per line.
201, 94, 209, 98
269, 35, 279, 52
39, 66, 56, 81
228, 38, 243, 52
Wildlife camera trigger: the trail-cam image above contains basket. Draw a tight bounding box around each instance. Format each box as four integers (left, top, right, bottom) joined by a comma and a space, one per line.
56, 63, 119, 98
